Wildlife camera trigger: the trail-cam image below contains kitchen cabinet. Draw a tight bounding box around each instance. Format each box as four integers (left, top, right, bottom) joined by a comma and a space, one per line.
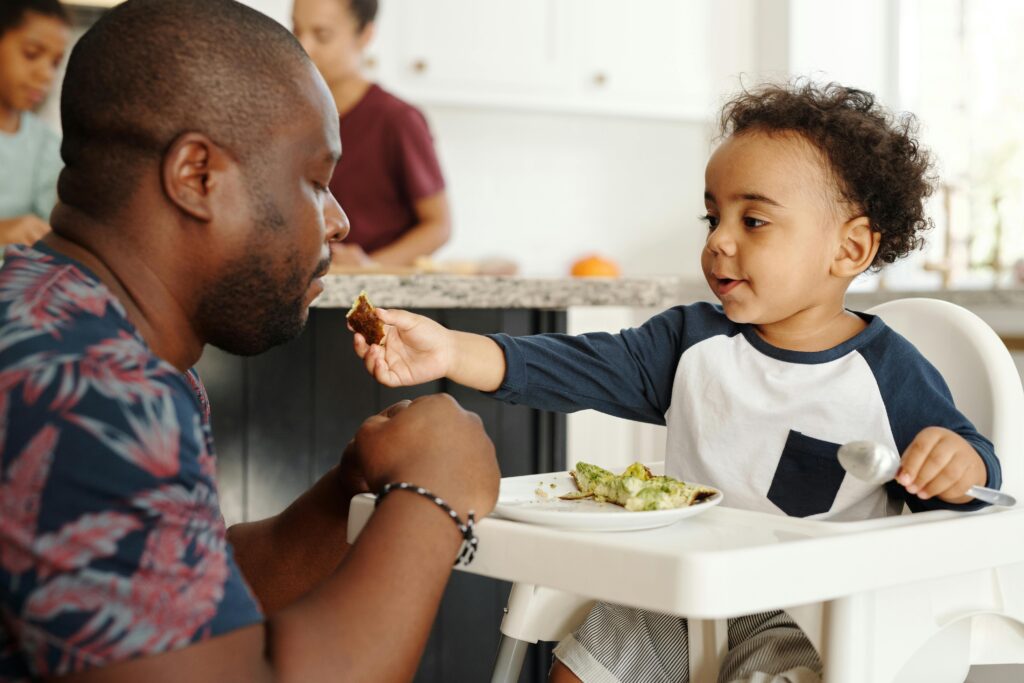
196, 273, 679, 683
371, 0, 736, 121
391, 0, 573, 96
198, 307, 565, 683
576, 0, 714, 118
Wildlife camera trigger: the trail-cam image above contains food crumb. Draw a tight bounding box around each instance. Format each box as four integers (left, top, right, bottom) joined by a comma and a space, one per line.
534, 487, 549, 499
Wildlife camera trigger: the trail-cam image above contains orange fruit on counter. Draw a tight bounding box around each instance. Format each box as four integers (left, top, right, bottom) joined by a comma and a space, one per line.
570, 254, 621, 278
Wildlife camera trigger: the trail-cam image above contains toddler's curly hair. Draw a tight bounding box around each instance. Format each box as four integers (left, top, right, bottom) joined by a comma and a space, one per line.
719, 81, 935, 268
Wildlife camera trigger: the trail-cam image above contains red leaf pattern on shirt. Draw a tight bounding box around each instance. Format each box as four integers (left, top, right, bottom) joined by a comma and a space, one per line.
0, 425, 58, 576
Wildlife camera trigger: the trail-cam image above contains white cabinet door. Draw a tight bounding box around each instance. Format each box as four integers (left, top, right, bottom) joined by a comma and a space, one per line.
391, 0, 572, 96
576, 0, 715, 118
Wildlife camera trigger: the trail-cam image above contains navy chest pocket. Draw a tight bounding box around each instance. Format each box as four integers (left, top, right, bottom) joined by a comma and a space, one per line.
767, 430, 846, 518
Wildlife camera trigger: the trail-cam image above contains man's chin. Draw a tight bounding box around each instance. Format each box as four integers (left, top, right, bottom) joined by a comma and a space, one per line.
210, 314, 309, 357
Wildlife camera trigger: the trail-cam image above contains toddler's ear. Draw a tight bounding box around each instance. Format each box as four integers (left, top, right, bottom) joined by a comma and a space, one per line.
832, 216, 880, 278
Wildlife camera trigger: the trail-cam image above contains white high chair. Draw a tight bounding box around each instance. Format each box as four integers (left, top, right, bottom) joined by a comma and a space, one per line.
490, 298, 1024, 683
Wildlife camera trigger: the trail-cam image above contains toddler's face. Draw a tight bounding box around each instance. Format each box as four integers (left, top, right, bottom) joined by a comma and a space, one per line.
0, 12, 69, 114
293, 0, 373, 90
700, 131, 848, 326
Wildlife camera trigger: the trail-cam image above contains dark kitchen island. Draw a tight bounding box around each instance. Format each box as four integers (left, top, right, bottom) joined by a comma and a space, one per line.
196, 272, 681, 683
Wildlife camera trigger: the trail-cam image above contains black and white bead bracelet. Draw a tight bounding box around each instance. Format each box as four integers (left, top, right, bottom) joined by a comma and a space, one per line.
375, 482, 478, 566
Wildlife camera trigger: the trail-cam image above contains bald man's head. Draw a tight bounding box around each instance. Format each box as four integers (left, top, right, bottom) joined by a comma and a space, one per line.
58, 0, 312, 220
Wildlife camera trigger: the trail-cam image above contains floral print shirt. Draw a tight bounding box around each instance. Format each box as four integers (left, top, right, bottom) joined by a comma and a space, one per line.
0, 245, 262, 681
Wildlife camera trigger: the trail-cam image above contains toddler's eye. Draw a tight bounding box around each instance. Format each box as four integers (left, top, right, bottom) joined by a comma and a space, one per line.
743, 217, 767, 228
700, 214, 719, 230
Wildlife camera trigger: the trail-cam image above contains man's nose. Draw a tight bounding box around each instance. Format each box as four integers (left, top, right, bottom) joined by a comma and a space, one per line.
325, 190, 350, 243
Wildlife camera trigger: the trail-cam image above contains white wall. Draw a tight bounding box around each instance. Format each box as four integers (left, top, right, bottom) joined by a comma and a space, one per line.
422, 106, 714, 277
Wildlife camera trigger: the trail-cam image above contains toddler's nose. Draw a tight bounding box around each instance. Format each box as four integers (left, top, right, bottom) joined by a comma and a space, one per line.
705, 224, 737, 256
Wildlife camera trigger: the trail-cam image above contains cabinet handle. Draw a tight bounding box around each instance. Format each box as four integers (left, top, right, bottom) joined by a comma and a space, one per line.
412, 59, 428, 74
593, 72, 608, 86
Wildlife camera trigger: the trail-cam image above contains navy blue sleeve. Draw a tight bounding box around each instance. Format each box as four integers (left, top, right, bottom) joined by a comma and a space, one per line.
486, 303, 735, 425
860, 326, 1001, 512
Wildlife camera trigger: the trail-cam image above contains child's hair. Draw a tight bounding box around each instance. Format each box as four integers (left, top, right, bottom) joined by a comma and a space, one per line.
0, 0, 70, 39
345, 0, 378, 32
719, 81, 935, 269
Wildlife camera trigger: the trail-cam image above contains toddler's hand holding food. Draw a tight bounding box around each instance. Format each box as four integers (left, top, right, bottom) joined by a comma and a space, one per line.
347, 292, 455, 387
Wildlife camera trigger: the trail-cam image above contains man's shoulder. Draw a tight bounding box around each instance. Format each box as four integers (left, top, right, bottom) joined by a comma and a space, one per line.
1, 246, 123, 348
0, 248, 197, 429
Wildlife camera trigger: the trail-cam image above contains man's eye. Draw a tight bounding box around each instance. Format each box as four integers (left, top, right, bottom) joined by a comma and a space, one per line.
743, 217, 767, 228
314, 29, 333, 43
700, 214, 719, 230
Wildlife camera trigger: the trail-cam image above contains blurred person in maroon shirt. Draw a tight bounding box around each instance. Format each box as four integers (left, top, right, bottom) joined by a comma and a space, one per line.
293, 0, 451, 268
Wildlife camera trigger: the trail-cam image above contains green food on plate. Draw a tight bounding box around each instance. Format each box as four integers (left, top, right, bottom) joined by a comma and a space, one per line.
563, 461, 717, 511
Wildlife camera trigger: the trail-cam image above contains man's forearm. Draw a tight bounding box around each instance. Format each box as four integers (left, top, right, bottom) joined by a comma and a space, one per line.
267, 493, 463, 682
227, 466, 352, 614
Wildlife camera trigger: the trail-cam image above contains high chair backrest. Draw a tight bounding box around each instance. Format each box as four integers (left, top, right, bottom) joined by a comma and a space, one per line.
866, 298, 1024, 496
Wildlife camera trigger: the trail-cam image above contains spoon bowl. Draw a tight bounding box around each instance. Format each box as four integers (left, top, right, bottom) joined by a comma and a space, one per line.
837, 441, 900, 487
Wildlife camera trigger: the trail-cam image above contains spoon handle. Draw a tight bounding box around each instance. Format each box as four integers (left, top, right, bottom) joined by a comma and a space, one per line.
966, 485, 1016, 507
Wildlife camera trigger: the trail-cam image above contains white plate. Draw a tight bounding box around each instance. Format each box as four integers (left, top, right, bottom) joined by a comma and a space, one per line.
492, 470, 723, 532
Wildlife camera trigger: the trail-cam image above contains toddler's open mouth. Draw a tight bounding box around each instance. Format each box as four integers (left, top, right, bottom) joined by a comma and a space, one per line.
713, 276, 743, 296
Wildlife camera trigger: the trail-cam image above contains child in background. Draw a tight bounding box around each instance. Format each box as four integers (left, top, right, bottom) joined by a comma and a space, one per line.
0, 0, 69, 247
351, 82, 1002, 682
292, 0, 451, 268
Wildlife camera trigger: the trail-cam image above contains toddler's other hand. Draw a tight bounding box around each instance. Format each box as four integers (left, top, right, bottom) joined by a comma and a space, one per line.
897, 427, 988, 504
352, 308, 453, 387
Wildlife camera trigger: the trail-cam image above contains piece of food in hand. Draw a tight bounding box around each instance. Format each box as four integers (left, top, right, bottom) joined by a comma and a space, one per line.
346, 290, 386, 346
563, 461, 717, 511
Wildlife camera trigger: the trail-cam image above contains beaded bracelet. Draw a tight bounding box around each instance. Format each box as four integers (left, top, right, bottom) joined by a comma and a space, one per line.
375, 482, 478, 566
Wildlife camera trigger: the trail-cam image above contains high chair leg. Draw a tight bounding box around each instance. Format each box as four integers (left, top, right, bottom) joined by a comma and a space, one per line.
491, 635, 530, 683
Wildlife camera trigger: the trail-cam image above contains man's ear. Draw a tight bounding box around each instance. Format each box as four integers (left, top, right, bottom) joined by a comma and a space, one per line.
161, 132, 232, 222
832, 215, 881, 278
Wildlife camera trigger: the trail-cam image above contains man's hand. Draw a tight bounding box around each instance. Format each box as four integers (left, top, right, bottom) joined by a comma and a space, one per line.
352, 309, 455, 388
0, 215, 50, 246
897, 427, 989, 504
348, 394, 499, 519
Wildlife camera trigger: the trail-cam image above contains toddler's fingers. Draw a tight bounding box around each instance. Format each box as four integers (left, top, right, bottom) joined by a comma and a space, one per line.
372, 354, 401, 387
352, 332, 369, 357
934, 469, 977, 504
898, 429, 944, 486
917, 457, 967, 499
363, 344, 381, 376
375, 308, 418, 330
907, 447, 955, 496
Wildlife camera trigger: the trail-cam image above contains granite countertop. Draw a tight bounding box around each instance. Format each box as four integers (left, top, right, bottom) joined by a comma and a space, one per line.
315, 271, 1023, 311
314, 273, 684, 309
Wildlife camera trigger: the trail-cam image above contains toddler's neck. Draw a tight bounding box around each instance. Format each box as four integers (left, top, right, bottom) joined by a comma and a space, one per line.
754, 308, 867, 352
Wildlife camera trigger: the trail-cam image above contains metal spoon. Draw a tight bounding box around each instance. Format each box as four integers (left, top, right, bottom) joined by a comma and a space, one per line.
837, 440, 1016, 507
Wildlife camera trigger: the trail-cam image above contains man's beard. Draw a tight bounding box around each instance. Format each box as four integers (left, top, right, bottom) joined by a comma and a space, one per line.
197, 192, 324, 357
